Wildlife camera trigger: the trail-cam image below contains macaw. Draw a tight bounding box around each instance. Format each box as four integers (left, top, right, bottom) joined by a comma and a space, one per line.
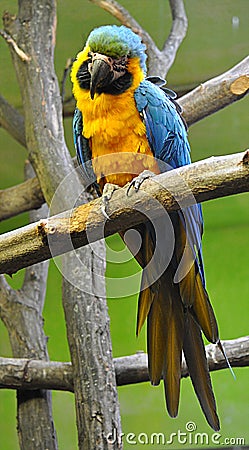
71, 25, 222, 430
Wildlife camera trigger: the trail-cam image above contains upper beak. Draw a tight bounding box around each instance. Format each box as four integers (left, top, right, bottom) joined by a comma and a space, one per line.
89, 56, 113, 100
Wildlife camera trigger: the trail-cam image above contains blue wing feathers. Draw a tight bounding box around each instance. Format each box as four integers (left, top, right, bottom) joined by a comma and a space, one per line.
135, 79, 205, 282
73, 108, 101, 195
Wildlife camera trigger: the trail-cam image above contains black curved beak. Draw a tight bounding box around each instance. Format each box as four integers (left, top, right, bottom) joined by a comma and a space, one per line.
90, 58, 113, 100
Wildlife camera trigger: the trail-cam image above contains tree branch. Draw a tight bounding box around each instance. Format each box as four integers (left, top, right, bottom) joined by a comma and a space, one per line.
89, 0, 187, 76
0, 150, 248, 275
0, 95, 26, 147
0, 156, 81, 222
179, 56, 249, 126
0, 336, 248, 391
0, 28, 31, 62
162, 0, 188, 73
0, 175, 44, 221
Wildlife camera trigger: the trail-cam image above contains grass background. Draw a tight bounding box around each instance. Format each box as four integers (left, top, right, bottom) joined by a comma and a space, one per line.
0, 1, 248, 448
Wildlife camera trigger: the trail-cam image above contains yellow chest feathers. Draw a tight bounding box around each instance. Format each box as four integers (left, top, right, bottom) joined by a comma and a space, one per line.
72, 54, 158, 186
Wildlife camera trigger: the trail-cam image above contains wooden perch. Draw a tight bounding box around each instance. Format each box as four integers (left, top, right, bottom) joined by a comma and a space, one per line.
0, 150, 249, 275
179, 56, 249, 126
0, 336, 248, 391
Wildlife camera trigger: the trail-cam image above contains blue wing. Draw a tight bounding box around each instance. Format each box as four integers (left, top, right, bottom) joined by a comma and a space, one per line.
73, 108, 101, 195
134, 80, 205, 284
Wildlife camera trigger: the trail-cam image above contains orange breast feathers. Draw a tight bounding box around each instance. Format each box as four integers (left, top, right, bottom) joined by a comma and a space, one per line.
71, 47, 159, 188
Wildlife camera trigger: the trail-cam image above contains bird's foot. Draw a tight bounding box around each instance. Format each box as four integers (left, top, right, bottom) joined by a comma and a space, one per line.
101, 183, 119, 220
126, 170, 155, 196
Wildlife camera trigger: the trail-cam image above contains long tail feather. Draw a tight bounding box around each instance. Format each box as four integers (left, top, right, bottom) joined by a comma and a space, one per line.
136, 279, 154, 335
122, 214, 220, 430
162, 288, 184, 417
192, 273, 219, 343
147, 274, 184, 417
183, 310, 220, 431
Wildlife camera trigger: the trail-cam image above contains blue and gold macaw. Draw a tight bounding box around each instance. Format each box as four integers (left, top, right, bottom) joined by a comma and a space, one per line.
71, 25, 221, 430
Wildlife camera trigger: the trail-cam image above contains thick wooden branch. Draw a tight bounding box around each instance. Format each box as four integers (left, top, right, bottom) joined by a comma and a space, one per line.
0, 336, 248, 391
179, 56, 249, 126
89, 0, 187, 76
0, 150, 248, 275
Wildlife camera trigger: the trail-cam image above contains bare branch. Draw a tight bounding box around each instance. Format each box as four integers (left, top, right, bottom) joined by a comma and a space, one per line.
0, 28, 31, 62
116, 336, 249, 385
0, 150, 249, 275
179, 56, 249, 126
0, 95, 26, 147
89, 0, 187, 76
0, 156, 80, 222
0, 176, 44, 221
0, 336, 248, 391
162, 0, 188, 73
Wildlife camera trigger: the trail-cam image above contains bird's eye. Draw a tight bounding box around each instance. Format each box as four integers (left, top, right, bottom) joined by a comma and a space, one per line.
88, 52, 93, 61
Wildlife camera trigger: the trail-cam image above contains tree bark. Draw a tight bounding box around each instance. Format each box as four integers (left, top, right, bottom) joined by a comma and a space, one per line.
179, 56, 249, 126
3, 2, 121, 449
0, 150, 249, 275
0, 164, 57, 450
0, 336, 248, 391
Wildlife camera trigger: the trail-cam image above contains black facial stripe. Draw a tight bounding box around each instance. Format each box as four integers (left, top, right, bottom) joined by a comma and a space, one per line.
76, 61, 91, 90
97, 72, 133, 95
76, 60, 132, 95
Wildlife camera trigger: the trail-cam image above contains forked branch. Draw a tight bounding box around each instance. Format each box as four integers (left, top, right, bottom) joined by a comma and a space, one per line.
89, 0, 187, 75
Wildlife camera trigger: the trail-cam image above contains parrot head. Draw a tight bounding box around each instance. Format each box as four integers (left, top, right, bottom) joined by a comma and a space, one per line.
71, 25, 147, 100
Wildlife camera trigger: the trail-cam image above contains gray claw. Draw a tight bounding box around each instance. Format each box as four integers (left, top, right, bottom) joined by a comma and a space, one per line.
101, 203, 110, 220
100, 183, 119, 220
127, 170, 155, 196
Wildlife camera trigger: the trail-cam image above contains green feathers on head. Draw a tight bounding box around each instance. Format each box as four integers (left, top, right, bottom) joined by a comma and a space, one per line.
87, 25, 147, 74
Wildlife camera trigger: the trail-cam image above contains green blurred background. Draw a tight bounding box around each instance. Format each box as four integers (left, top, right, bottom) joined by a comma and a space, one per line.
0, 1, 248, 448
